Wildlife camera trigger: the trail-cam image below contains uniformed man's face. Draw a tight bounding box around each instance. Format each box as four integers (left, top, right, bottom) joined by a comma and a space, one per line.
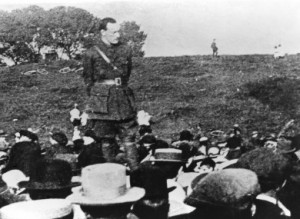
102, 22, 121, 45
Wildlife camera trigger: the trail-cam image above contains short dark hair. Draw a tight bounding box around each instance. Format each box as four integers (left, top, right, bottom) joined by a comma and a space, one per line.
99, 17, 117, 31
200, 157, 216, 170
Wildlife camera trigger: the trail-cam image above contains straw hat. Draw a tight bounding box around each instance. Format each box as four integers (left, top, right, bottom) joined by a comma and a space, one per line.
2, 169, 29, 189
0, 199, 73, 219
151, 148, 184, 163
67, 163, 145, 206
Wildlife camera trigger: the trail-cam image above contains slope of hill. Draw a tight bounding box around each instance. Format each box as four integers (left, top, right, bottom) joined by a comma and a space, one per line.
1, 55, 300, 143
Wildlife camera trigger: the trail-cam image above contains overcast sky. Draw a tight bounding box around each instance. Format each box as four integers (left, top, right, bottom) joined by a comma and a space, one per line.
1, 0, 300, 57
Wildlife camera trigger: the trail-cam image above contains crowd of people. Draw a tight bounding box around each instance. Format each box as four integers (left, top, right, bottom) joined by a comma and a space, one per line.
0, 16, 296, 219
0, 109, 299, 219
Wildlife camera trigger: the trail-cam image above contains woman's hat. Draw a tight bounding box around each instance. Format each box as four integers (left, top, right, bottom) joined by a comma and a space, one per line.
151, 148, 184, 163
50, 132, 68, 146
2, 170, 29, 189
277, 137, 296, 153
67, 163, 145, 206
185, 168, 260, 210
0, 199, 73, 219
18, 159, 79, 190
18, 130, 38, 142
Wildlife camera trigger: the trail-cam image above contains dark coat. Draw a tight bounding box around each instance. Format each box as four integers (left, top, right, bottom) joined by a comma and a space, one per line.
2, 141, 42, 176
254, 198, 291, 219
77, 142, 105, 168
44, 143, 73, 159
82, 40, 136, 121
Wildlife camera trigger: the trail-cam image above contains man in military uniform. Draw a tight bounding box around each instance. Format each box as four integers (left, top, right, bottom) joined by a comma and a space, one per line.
82, 17, 137, 141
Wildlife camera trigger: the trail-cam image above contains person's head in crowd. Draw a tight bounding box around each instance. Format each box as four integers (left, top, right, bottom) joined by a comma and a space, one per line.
199, 136, 209, 146
185, 168, 260, 219
15, 130, 38, 143
237, 148, 293, 193
83, 129, 97, 145
49, 132, 68, 147
0, 130, 9, 151
67, 163, 145, 219
276, 136, 296, 153
139, 134, 157, 155
233, 124, 242, 135
3, 131, 41, 176
179, 130, 194, 141
193, 157, 216, 173
178, 142, 193, 161
72, 139, 84, 154
151, 148, 185, 179
1, 169, 29, 194
0, 199, 74, 219
100, 17, 120, 46
100, 137, 120, 162
130, 162, 170, 219
207, 146, 220, 157
18, 159, 78, 200
155, 139, 169, 149
139, 125, 152, 137
226, 135, 242, 149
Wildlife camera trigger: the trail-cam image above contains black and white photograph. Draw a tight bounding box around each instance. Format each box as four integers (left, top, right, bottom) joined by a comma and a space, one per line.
0, 0, 299, 218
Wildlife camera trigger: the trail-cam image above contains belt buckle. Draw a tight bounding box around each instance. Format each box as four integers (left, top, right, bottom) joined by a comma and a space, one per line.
115, 77, 121, 86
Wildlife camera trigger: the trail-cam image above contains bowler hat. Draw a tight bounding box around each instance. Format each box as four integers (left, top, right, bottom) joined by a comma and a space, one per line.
18, 159, 79, 190
185, 168, 260, 210
130, 162, 169, 199
67, 163, 145, 206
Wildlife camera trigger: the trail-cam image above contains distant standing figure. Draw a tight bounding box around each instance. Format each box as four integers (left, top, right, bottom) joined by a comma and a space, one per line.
274, 44, 285, 59
211, 39, 218, 57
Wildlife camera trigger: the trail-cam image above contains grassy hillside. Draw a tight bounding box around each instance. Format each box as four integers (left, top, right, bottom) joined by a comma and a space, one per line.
1, 55, 300, 144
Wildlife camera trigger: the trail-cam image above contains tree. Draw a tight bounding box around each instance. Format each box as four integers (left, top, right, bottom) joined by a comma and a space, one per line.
0, 6, 46, 64
44, 6, 94, 59
120, 21, 147, 58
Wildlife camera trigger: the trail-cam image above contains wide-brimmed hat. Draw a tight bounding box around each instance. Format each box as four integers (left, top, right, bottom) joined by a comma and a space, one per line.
185, 168, 260, 210
2, 169, 29, 189
50, 132, 68, 146
151, 148, 184, 163
277, 137, 296, 153
17, 130, 38, 142
67, 163, 145, 206
18, 159, 79, 190
0, 199, 73, 219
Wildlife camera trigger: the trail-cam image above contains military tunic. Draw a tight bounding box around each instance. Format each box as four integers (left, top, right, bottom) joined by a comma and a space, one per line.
82, 40, 136, 121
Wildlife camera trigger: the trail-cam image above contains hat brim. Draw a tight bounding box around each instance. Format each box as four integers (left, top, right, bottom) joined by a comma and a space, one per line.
67, 186, 145, 206
18, 181, 80, 191
278, 148, 297, 153
151, 159, 185, 163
